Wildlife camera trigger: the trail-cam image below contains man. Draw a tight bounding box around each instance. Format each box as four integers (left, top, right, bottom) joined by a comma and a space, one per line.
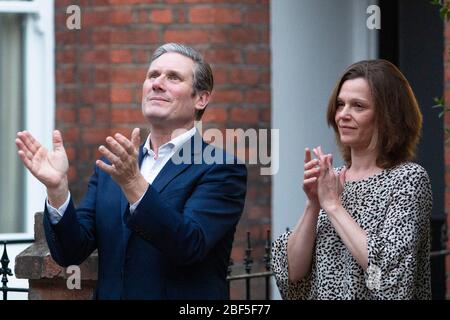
15, 43, 247, 299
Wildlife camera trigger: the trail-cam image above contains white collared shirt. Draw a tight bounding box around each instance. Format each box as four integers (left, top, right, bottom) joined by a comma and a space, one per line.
47, 127, 196, 224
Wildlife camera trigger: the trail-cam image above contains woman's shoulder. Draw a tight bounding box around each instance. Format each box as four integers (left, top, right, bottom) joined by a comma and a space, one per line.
388, 162, 430, 180
387, 162, 431, 193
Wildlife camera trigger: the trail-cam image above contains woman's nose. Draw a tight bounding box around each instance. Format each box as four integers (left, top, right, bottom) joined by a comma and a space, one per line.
337, 105, 350, 118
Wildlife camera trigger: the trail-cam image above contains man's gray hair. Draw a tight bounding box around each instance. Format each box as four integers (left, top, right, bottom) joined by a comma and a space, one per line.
151, 43, 214, 120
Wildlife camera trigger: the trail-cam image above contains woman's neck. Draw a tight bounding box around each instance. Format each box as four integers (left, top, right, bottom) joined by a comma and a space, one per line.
347, 148, 382, 181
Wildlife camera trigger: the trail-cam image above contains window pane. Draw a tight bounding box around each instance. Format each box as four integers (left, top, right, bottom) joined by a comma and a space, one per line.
0, 13, 24, 233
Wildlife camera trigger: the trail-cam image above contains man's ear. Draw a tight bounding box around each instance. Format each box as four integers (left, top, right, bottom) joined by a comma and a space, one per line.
195, 91, 211, 112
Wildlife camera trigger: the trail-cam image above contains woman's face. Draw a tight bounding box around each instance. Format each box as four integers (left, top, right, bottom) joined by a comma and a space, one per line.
334, 78, 376, 151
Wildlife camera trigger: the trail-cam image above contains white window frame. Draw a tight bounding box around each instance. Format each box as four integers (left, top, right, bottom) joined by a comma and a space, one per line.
0, 0, 55, 240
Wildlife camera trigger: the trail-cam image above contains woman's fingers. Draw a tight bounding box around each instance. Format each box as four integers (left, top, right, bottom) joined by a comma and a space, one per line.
304, 177, 317, 185
304, 148, 312, 164
304, 166, 320, 179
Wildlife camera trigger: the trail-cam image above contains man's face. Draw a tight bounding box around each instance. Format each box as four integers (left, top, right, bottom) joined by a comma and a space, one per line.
142, 52, 201, 130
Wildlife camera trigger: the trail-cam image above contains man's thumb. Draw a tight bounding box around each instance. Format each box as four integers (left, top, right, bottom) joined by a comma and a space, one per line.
131, 128, 140, 150
53, 130, 65, 151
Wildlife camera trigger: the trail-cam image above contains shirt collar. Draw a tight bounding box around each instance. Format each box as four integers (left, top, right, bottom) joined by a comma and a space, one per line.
143, 127, 197, 156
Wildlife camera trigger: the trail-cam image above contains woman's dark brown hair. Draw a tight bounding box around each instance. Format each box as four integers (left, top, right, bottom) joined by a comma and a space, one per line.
326, 59, 422, 169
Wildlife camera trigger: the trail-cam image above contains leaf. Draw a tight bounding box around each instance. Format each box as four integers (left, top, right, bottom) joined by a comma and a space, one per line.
440, 7, 448, 20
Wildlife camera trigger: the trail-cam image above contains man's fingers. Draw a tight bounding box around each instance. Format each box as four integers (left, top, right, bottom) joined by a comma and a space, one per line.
52, 130, 65, 151
96, 159, 114, 175
17, 131, 38, 154
106, 136, 129, 161
131, 128, 140, 151
17, 150, 33, 170
114, 133, 135, 156
99, 145, 121, 166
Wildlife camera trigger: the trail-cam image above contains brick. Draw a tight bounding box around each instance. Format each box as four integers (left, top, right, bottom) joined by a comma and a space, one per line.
111, 88, 134, 103
230, 108, 259, 124
56, 50, 76, 64
111, 68, 145, 84
208, 29, 228, 44
110, 50, 133, 63
245, 89, 270, 104
94, 68, 111, 84
202, 108, 227, 123
246, 50, 270, 65
79, 107, 94, 124
82, 11, 109, 27
109, 10, 133, 25
150, 9, 173, 24
83, 88, 110, 104
229, 29, 259, 43
94, 108, 111, 123
82, 128, 109, 144
164, 29, 209, 44
91, 31, 111, 45
111, 109, 143, 123
68, 166, 77, 181
62, 127, 79, 142
212, 90, 243, 104
78, 67, 92, 83
211, 67, 227, 85
55, 31, 76, 46
81, 50, 110, 63
245, 9, 269, 24
56, 108, 76, 123
260, 108, 271, 123
135, 50, 150, 64
204, 48, 242, 64
56, 68, 75, 84
56, 88, 77, 104
111, 30, 159, 45
65, 147, 76, 162
189, 7, 241, 24
229, 69, 260, 85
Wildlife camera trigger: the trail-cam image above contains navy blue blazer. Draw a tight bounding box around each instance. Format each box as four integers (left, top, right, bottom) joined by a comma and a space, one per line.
43, 134, 247, 299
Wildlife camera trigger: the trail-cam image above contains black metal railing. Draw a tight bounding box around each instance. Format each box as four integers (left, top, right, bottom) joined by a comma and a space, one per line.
226, 230, 272, 300
1, 233, 450, 300
1, 239, 34, 300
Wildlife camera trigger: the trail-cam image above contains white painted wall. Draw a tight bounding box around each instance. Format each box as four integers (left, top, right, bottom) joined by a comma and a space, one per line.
270, 0, 378, 299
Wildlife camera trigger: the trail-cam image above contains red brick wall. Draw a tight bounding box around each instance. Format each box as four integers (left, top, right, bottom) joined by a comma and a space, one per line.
54, 0, 271, 299
445, 22, 450, 300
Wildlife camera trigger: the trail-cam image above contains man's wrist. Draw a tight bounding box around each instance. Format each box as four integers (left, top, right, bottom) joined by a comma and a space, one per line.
47, 176, 69, 208
122, 174, 149, 204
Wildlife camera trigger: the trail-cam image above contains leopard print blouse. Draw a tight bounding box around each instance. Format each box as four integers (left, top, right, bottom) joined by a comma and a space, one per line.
272, 162, 432, 299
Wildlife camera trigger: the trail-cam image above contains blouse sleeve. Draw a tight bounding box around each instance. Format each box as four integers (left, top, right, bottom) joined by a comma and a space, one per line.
271, 231, 312, 300
365, 167, 432, 299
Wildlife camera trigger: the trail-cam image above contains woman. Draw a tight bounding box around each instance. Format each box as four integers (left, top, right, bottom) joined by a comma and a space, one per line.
272, 59, 432, 299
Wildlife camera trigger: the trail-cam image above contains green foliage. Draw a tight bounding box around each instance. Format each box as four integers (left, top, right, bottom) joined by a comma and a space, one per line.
431, 0, 450, 21
431, 1, 450, 141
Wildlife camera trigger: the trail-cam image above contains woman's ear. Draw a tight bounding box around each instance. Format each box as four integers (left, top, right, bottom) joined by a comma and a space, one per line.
195, 91, 211, 112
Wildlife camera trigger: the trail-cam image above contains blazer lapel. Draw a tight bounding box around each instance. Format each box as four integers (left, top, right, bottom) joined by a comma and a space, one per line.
151, 132, 203, 193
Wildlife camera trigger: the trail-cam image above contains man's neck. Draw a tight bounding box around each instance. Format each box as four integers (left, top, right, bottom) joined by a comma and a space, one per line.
149, 122, 195, 152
